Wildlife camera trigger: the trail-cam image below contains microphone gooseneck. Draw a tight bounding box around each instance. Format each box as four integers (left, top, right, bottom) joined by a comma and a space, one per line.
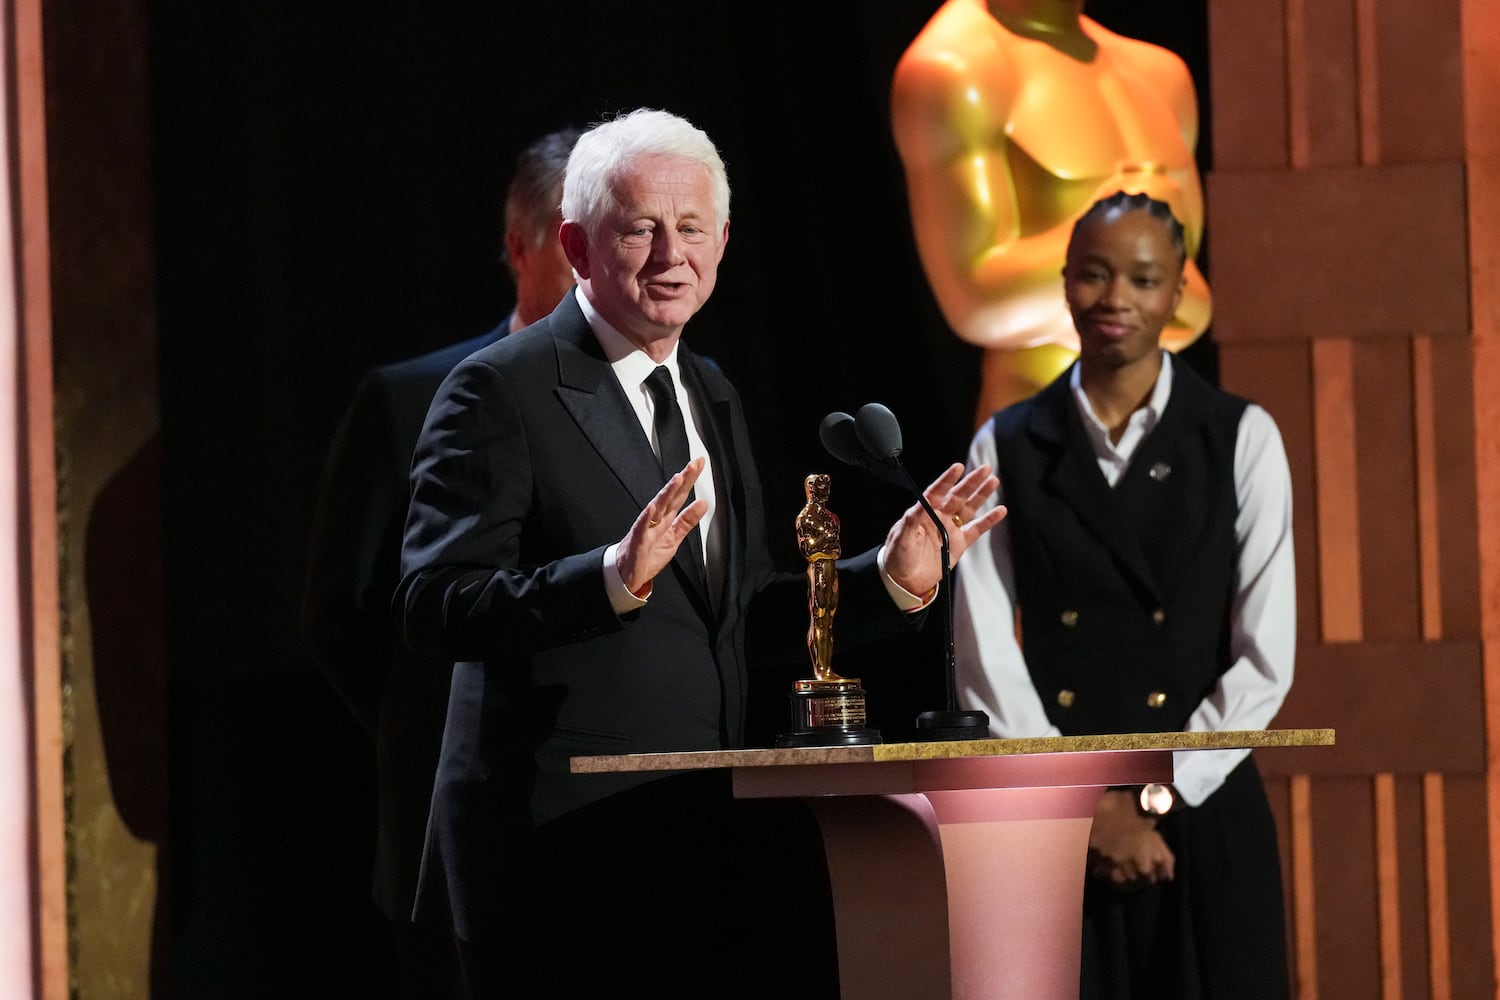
819, 403, 989, 740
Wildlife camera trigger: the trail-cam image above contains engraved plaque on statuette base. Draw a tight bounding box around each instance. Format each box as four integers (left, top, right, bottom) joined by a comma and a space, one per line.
775, 678, 882, 748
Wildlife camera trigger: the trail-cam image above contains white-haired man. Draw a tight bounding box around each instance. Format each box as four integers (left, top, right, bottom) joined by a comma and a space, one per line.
398, 108, 1005, 997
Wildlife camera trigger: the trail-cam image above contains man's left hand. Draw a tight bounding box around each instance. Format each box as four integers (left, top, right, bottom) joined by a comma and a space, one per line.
882, 463, 1006, 599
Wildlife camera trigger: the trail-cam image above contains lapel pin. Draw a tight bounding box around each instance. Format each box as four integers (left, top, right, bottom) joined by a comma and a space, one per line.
1148, 462, 1172, 482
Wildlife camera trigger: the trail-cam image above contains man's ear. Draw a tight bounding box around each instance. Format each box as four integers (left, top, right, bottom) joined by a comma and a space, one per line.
716, 220, 730, 262
560, 221, 591, 279
504, 228, 528, 271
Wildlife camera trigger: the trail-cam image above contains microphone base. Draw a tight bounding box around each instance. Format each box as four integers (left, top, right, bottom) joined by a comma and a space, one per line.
913, 709, 991, 742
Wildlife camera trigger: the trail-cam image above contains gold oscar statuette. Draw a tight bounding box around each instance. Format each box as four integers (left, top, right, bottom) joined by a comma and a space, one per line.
776, 474, 881, 748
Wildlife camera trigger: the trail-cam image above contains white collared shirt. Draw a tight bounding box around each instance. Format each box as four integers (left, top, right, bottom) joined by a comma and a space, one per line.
953, 353, 1297, 806
577, 289, 724, 612
1070, 352, 1174, 487
579, 288, 927, 617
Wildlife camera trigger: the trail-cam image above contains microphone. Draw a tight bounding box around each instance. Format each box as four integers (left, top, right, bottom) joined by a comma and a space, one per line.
852, 402, 901, 463
820, 403, 990, 741
817, 411, 865, 467
820, 410, 905, 489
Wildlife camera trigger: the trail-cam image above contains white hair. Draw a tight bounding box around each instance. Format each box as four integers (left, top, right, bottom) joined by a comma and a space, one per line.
561, 108, 730, 233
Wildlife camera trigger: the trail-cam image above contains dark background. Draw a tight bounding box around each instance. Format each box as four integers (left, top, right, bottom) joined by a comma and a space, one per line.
148, 2, 1210, 995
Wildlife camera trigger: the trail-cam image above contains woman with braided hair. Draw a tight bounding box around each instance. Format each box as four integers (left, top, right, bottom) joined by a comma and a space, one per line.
955, 193, 1297, 999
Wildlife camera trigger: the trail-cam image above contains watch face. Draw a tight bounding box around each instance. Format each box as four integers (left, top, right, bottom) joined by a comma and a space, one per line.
1140, 783, 1175, 816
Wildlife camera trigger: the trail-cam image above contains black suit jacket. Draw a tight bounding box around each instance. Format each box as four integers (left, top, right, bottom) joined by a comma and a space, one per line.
301, 323, 504, 920
397, 291, 912, 946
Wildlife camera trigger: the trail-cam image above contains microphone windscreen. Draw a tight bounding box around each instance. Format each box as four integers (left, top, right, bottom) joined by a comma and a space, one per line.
819, 412, 864, 466
854, 403, 904, 461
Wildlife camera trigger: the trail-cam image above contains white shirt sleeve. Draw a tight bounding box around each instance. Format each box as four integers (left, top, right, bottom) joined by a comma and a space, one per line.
954, 420, 1063, 739
1172, 404, 1297, 805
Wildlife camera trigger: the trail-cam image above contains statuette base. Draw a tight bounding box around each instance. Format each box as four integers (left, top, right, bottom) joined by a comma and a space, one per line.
776, 678, 882, 748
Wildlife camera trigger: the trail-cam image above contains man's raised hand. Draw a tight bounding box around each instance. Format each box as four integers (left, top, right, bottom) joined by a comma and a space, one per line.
616, 457, 708, 598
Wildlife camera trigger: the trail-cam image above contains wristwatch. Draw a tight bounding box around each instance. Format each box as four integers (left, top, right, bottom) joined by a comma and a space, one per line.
1137, 782, 1177, 817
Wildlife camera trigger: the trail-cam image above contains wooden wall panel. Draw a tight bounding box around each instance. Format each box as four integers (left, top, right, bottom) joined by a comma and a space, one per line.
1396, 775, 1433, 1000
1207, 164, 1469, 343
1469, 0, 1500, 338
1208, 0, 1290, 169
1429, 337, 1481, 638
1291, 776, 1319, 997
1314, 339, 1363, 641
1265, 773, 1298, 994
1424, 774, 1453, 1000
12, 0, 65, 992
1265, 641, 1483, 775
1295, 0, 1360, 168
1443, 775, 1496, 997
1355, 0, 1380, 166
1211, 0, 1493, 994
1354, 338, 1420, 642
1469, 0, 1500, 988
1375, 0, 1466, 163
1312, 777, 1381, 997
1219, 340, 1322, 646
1376, 774, 1402, 997
1413, 338, 1443, 640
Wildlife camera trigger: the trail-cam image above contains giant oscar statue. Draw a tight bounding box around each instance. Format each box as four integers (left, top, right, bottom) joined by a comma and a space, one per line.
893, 0, 1212, 419
776, 474, 881, 748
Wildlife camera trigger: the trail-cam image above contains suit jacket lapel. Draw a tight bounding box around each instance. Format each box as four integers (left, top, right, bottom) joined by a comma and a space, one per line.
551, 312, 662, 511
1029, 374, 1163, 604
680, 351, 740, 621
549, 296, 712, 613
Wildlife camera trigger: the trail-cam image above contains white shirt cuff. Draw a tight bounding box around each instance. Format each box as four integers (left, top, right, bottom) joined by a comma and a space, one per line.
877, 543, 934, 612
603, 543, 649, 615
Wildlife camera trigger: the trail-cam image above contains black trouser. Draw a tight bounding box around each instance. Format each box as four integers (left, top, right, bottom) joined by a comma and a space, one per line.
457, 774, 839, 999
1081, 757, 1289, 1000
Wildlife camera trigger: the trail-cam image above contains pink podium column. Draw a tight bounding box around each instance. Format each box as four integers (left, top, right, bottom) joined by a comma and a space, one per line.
923, 786, 1099, 999
733, 750, 1174, 1000
576, 733, 1331, 996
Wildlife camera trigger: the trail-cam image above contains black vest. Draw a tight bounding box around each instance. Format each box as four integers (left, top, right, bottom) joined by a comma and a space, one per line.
990, 362, 1248, 735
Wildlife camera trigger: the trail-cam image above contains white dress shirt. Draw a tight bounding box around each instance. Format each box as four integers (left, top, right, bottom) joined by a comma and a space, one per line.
578, 288, 927, 618
953, 353, 1296, 806
576, 289, 725, 613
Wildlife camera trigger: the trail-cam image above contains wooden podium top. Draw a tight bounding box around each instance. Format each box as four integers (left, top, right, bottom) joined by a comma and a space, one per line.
570, 727, 1334, 774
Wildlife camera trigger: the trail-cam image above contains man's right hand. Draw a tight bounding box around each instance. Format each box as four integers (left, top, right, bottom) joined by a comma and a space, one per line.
616, 457, 708, 598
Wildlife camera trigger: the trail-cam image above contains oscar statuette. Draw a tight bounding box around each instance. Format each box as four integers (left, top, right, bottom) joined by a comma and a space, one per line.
776, 474, 882, 748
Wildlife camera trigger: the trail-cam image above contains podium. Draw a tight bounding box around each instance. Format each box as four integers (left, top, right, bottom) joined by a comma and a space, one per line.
573, 728, 1333, 1000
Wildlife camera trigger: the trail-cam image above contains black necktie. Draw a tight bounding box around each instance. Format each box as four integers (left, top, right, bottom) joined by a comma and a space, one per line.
644, 365, 704, 574
645, 366, 692, 480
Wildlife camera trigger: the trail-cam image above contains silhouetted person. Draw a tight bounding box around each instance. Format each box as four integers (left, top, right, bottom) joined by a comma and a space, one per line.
300, 126, 580, 1000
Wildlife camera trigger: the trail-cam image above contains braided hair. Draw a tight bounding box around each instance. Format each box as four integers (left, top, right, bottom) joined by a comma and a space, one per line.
1069, 191, 1187, 267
